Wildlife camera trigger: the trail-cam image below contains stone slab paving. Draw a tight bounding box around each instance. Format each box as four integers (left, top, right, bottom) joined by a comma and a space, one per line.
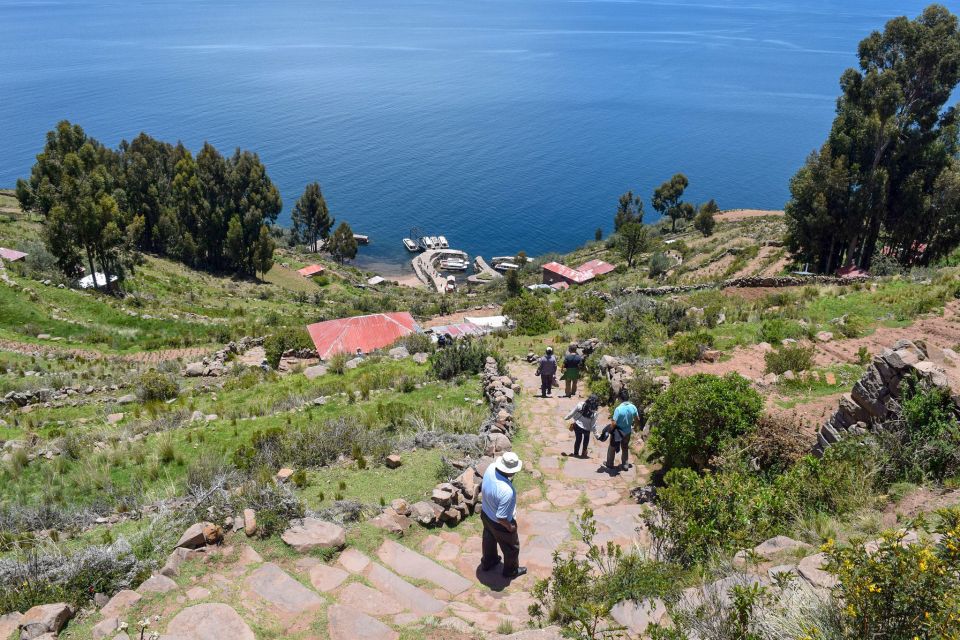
308, 564, 350, 592
337, 548, 371, 573
336, 582, 404, 616
164, 603, 255, 640
327, 604, 399, 640
244, 563, 324, 615
365, 562, 447, 616
376, 539, 472, 595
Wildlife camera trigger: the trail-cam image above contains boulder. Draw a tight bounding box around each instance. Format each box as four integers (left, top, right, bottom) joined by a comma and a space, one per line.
138, 573, 178, 593
409, 501, 442, 526
431, 487, 454, 508
243, 508, 257, 537
797, 552, 837, 589
345, 357, 363, 370
116, 394, 137, 404
753, 536, 811, 558
390, 499, 410, 516
384, 454, 402, 469
412, 352, 429, 364
0, 613, 22, 640
100, 590, 141, 619
303, 364, 327, 380
91, 617, 119, 640
701, 349, 722, 363
106, 413, 124, 425
203, 523, 224, 545
388, 346, 409, 360
484, 432, 512, 456
18, 604, 72, 640
609, 599, 666, 636
165, 604, 255, 640
160, 546, 194, 577
281, 518, 346, 552
369, 512, 413, 536
176, 522, 214, 549
184, 362, 206, 377
816, 331, 834, 342
276, 468, 294, 482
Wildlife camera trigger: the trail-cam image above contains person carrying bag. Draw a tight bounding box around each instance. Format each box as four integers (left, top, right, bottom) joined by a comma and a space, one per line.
564, 394, 599, 458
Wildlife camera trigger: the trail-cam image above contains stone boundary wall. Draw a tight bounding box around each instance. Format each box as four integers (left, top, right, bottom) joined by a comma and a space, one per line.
184, 336, 265, 377
813, 339, 960, 455
619, 274, 872, 298
372, 357, 520, 532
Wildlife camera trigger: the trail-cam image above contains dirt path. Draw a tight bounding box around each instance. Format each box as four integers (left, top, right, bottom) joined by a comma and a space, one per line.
0, 338, 212, 364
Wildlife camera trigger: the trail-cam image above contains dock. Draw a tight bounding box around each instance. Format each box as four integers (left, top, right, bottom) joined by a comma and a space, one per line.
467, 256, 503, 285
412, 249, 469, 293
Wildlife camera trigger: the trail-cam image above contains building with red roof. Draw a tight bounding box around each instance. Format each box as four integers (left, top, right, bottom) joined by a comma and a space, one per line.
542, 259, 615, 286
306, 312, 420, 359
297, 264, 325, 278
0, 247, 27, 262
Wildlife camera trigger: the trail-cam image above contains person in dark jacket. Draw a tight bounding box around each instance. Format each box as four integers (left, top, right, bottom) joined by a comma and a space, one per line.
561, 343, 583, 398
535, 347, 558, 397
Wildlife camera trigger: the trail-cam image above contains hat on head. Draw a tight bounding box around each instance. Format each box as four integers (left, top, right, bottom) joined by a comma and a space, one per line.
545, 347, 554, 355
494, 452, 523, 475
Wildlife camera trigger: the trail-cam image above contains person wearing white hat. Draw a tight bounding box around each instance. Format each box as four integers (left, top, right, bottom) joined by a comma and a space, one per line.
479, 452, 527, 578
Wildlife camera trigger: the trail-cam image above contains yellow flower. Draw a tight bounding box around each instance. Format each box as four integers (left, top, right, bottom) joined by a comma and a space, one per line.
868, 583, 881, 593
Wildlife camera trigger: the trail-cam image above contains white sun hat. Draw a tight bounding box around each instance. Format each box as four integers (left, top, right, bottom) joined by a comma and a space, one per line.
494, 452, 523, 475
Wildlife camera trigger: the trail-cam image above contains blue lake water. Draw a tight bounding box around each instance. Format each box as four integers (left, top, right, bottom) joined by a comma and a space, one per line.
0, 0, 942, 274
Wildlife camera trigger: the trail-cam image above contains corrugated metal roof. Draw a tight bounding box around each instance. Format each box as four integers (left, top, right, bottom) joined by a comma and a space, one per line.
577, 259, 615, 277
298, 264, 325, 277
307, 312, 420, 359
542, 261, 588, 283
0, 247, 27, 262
429, 322, 487, 338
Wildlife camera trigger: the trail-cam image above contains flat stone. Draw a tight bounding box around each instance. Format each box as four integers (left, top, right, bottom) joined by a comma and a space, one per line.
235, 544, 263, 567
303, 364, 327, 380
610, 599, 666, 635
376, 539, 472, 595
100, 590, 142, 619
502, 629, 564, 640
165, 603, 255, 640
160, 547, 195, 577
327, 604, 399, 640
19, 604, 73, 640
281, 517, 346, 552
106, 413, 124, 424
753, 536, 812, 558
338, 548, 371, 574
244, 563, 323, 614
366, 562, 446, 616
185, 587, 210, 601
385, 454, 402, 469
337, 582, 404, 616
0, 613, 22, 640
138, 574, 178, 593
797, 553, 837, 589
91, 617, 119, 640
308, 564, 349, 592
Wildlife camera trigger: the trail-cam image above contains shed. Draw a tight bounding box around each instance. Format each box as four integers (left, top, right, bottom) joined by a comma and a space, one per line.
542, 261, 589, 286
0, 247, 27, 262
576, 259, 615, 278
306, 312, 420, 359
298, 264, 325, 278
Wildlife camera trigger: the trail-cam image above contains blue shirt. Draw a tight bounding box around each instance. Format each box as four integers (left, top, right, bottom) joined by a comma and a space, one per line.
612, 401, 638, 435
481, 463, 517, 522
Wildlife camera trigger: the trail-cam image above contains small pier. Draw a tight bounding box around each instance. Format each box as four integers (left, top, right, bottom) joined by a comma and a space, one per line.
413, 249, 469, 293
467, 256, 503, 285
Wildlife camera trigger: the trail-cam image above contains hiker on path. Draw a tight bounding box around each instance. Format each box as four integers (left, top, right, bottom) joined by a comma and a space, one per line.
561, 343, 583, 397
480, 452, 527, 579
535, 347, 558, 397
564, 394, 600, 458
602, 388, 640, 471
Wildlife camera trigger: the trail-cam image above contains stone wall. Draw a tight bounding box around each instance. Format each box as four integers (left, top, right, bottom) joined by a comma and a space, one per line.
184, 336, 265, 377
814, 339, 960, 455
619, 274, 872, 298
373, 357, 520, 531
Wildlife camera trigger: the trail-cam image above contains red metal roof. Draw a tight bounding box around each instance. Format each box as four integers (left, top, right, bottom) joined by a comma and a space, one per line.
542, 261, 589, 283
577, 259, 615, 278
298, 264, 325, 277
307, 312, 420, 359
0, 247, 27, 262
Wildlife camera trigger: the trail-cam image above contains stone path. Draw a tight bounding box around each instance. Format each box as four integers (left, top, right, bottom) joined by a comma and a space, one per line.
77, 358, 649, 639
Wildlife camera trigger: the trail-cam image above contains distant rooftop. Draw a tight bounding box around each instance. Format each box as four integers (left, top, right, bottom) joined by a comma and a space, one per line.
297, 264, 325, 277
0, 247, 27, 262
306, 312, 420, 359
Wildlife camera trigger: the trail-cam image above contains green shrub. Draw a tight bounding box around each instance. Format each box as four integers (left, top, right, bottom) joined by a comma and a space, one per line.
429, 338, 502, 381
888, 377, 960, 482
647, 467, 784, 566
502, 294, 559, 336
666, 331, 714, 364
648, 373, 763, 470
776, 439, 881, 517
757, 318, 804, 344
399, 332, 435, 355
625, 370, 666, 409
328, 351, 350, 375
764, 344, 815, 375
576, 295, 607, 322
588, 377, 613, 405
136, 371, 179, 402
264, 326, 313, 369
649, 252, 672, 278
824, 508, 960, 639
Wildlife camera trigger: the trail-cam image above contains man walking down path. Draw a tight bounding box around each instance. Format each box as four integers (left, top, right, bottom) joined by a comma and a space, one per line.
479, 453, 527, 579
536, 347, 558, 398
605, 389, 639, 471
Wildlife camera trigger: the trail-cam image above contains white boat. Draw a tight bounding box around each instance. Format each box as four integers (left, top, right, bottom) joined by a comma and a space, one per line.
421, 237, 436, 250
353, 234, 370, 244
403, 238, 420, 252
491, 256, 514, 264
445, 275, 457, 292
437, 235, 449, 248
440, 258, 468, 271
494, 262, 519, 271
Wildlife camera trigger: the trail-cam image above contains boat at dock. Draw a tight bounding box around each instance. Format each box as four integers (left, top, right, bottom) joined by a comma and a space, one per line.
420, 237, 436, 250
353, 234, 370, 244
439, 257, 468, 271
436, 235, 450, 248
494, 261, 519, 271
403, 238, 420, 252
445, 275, 457, 292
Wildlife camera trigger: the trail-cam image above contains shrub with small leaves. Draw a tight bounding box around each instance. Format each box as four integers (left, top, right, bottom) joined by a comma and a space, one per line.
136, 371, 179, 402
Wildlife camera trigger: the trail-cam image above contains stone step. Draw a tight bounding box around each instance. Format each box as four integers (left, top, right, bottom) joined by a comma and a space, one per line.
327, 604, 399, 640
337, 582, 405, 617
365, 561, 447, 616
376, 539, 472, 595
244, 563, 323, 614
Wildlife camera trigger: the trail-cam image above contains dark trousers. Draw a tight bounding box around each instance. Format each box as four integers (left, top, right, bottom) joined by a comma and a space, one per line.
573, 427, 591, 456
540, 375, 554, 396
606, 432, 632, 468
480, 511, 520, 573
